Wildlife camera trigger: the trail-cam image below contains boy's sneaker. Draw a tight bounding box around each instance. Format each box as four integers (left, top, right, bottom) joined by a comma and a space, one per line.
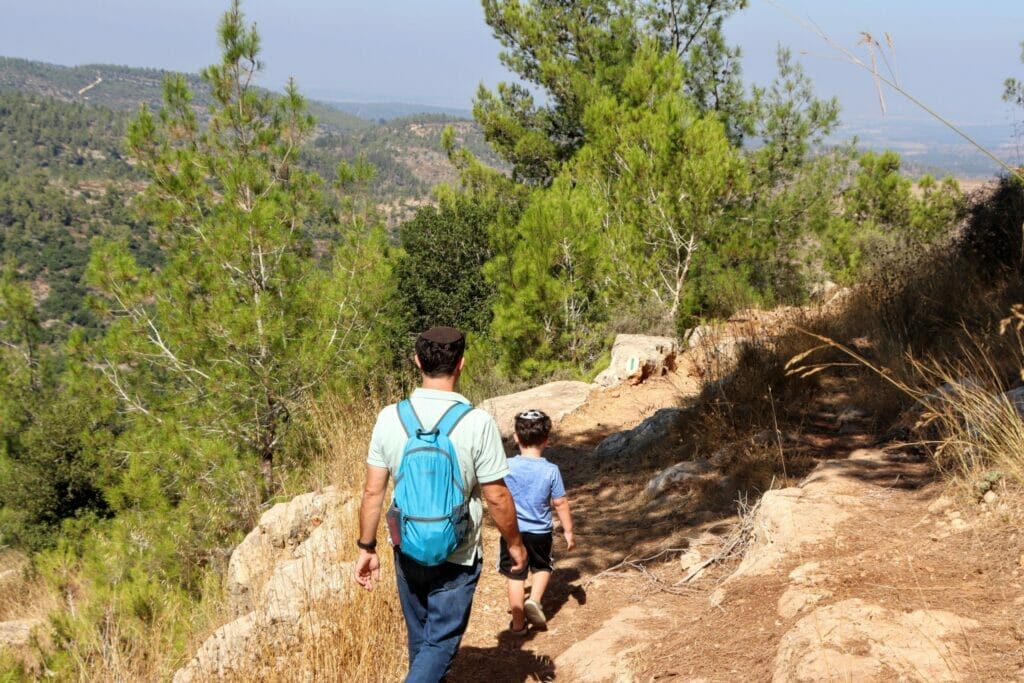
508, 620, 528, 637
524, 599, 547, 629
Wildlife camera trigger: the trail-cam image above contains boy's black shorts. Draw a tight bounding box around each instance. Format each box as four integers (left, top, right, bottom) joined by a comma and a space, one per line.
498, 531, 553, 580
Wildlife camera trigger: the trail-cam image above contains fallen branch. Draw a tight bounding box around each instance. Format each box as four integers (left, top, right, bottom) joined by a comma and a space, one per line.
585, 548, 693, 595
675, 494, 763, 585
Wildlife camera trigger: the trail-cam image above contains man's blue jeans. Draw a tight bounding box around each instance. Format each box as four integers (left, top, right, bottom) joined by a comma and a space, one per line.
394, 549, 482, 683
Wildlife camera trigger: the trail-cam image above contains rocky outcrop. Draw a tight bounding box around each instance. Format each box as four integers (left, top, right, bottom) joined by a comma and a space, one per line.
593, 334, 678, 388
174, 487, 355, 682
227, 487, 344, 616
480, 380, 595, 440
729, 450, 885, 580
0, 619, 41, 649
773, 599, 978, 682
593, 407, 690, 459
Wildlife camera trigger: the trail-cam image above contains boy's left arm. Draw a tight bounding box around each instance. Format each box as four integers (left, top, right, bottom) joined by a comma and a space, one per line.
550, 465, 574, 550
552, 496, 574, 551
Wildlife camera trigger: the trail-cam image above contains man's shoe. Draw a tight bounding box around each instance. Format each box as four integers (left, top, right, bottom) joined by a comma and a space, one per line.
524, 599, 547, 629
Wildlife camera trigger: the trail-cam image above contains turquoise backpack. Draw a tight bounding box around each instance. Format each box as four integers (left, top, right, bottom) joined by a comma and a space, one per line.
390, 400, 473, 566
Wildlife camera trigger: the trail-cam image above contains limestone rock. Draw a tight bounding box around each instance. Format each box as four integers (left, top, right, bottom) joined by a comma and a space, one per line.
927, 496, 954, 515
593, 407, 691, 459
777, 586, 832, 619
0, 619, 41, 649
684, 324, 714, 350
174, 614, 258, 682
480, 381, 594, 440
175, 487, 355, 682
1004, 386, 1024, 418
227, 487, 345, 616
773, 599, 978, 682
730, 452, 896, 579
593, 334, 678, 388
644, 459, 712, 499
555, 605, 670, 682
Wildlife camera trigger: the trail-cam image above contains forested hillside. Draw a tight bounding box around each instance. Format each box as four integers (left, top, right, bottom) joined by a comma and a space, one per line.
0, 55, 501, 208
0, 0, 1017, 679
0, 57, 504, 336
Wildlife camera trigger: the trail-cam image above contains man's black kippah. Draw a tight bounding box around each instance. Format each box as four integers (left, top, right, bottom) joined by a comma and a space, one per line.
419, 326, 464, 344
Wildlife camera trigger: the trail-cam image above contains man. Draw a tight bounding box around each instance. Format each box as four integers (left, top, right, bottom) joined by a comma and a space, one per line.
354, 326, 527, 682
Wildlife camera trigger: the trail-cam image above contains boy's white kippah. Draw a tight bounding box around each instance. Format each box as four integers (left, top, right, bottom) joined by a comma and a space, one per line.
516, 409, 548, 420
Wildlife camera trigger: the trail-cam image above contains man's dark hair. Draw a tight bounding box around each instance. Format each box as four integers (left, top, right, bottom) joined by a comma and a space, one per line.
415, 326, 466, 378
514, 409, 551, 447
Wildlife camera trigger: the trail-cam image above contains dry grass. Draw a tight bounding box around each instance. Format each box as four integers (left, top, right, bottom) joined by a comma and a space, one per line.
176, 390, 408, 682
0, 549, 56, 627
0, 549, 58, 677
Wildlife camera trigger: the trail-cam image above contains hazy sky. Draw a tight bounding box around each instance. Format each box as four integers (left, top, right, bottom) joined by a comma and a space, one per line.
1, 0, 1021, 126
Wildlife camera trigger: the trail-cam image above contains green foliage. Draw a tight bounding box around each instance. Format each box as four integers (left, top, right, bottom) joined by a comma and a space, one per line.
641, 0, 752, 142
822, 151, 965, 283
488, 177, 613, 377
1003, 40, 1024, 109
475, 0, 751, 185
90, 1, 391, 505
0, 268, 116, 551
0, 92, 155, 337
396, 197, 497, 336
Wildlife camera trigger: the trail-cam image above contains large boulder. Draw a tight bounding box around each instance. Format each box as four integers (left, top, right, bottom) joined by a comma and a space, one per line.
593, 407, 691, 459
175, 487, 354, 682
480, 381, 594, 440
592, 334, 678, 388
731, 450, 887, 580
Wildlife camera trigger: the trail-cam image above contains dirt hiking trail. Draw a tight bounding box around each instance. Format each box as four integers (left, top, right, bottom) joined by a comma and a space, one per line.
449, 357, 1024, 682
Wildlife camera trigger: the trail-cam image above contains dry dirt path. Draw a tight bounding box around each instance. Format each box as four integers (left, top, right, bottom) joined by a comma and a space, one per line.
447, 366, 1024, 682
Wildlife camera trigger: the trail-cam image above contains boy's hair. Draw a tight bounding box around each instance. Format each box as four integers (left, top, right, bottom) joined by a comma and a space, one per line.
415, 326, 466, 378
514, 409, 551, 447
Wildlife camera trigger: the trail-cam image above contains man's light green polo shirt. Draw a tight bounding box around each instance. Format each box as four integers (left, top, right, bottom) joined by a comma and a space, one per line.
367, 388, 509, 566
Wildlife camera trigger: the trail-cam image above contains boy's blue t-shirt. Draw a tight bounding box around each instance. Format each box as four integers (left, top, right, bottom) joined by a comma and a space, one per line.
505, 455, 566, 533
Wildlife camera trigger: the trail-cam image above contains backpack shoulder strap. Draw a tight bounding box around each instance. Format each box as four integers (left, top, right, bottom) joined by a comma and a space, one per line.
396, 399, 423, 438
434, 402, 473, 438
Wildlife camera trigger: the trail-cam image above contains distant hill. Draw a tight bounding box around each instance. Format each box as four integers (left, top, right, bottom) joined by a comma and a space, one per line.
0, 56, 504, 212
322, 100, 473, 122
0, 56, 370, 132
0, 56, 508, 337
835, 117, 1022, 178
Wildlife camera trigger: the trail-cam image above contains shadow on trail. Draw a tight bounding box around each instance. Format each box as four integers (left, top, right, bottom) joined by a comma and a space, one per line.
529, 567, 585, 621
448, 570, 585, 682
449, 635, 556, 682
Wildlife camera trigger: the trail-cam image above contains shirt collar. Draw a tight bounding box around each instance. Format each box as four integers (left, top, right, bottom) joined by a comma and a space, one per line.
411, 387, 472, 404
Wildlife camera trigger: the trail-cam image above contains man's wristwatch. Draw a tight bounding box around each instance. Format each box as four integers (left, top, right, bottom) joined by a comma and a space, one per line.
356, 538, 377, 552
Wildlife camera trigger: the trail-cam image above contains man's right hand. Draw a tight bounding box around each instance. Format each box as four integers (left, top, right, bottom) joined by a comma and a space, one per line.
507, 540, 528, 574
353, 549, 380, 592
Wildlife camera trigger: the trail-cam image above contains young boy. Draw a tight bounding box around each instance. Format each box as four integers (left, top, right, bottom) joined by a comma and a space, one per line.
498, 409, 575, 634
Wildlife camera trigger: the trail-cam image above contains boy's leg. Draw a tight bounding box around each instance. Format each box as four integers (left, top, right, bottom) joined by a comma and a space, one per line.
499, 536, 529, 630
527, 532, 555, 605
530, 569, 552, 606
507, 578, 527, 630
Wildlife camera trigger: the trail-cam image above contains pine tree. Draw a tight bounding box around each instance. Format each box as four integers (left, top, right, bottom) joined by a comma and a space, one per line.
87, 0, 390, 510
